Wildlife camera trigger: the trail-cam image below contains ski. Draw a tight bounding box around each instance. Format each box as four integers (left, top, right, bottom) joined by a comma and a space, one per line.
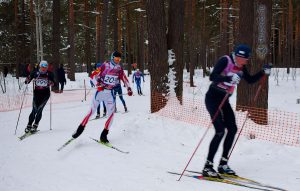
89, 137, 129, 154
167, 171, 272, 191
57, 138, 75, 151
18, 130, 40, 141
186, 170, 287, 191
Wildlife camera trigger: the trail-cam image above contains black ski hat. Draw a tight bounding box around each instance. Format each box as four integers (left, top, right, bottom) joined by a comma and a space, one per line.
234, 44, 251, 58
111, 51, 122, 58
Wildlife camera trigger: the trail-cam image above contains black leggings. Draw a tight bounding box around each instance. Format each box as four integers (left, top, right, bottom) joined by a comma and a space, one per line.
205, 87, 237, 163
28, 92, 50, 126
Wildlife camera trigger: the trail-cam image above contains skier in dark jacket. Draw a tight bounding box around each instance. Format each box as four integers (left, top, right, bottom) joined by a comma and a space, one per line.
57, 64, 66, 93
202, 44, 272, 178
24, 60, 54, 133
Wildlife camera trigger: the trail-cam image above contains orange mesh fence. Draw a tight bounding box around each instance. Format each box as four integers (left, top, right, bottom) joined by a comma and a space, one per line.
153, 94, 300, 147
0, 89, 93, 112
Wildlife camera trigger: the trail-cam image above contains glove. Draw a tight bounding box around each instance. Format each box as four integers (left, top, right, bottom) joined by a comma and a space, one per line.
25, 77, 30, 84
143, 80, 145, 82
263, 63, 272, 75
230, 73, 241, 85
90, 80, 95, 88
132, 81, 134, 83
127, 87, 133, 96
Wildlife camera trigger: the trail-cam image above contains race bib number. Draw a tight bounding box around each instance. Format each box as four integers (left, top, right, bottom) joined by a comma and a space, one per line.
103, 74, 118, 85
35, 79, 48, 87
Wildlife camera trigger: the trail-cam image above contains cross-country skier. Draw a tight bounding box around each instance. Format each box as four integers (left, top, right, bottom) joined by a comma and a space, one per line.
113, 81, 128, 112
132, 68, 145, 95
90, 63, 107, 118
202, 44, 272, 178
72, 51, 133, 143
24, 60, 54, 133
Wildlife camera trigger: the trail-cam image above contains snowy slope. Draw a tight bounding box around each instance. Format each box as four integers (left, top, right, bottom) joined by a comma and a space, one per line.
0, 70, 300, 191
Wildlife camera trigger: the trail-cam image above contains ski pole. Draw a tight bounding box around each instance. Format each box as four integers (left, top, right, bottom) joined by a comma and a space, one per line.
50, 86, 52, 130
228, 75, 267, 159
14, 83, 28, 135
178, 85, 235, 181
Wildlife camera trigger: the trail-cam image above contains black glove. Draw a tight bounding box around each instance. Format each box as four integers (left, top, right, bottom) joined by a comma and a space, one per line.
127, 87, 133, 96
90, 80, 95, 88
25, 77, 30, 84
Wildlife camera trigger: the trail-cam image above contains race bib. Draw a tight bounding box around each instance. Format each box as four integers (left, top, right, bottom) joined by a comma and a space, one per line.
103, 74, 118, 85
35, 79, 48, 87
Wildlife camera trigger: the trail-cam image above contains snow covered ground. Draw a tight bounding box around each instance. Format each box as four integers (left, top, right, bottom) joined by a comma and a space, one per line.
0, 69, 299, 191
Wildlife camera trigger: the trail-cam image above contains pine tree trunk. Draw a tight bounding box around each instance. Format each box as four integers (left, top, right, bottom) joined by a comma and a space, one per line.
126, 3, 132, 76
96, 1, 101, 64
186, 0, 196, 87
84, 0, 91, 75
236, 0, 254, 108
137, 1, 145, 72
99, 0, 109, 63
146, 0, 169, 113
52, 0, 60, 91
287, 0, 293, 67
219, 0, 229, 55
249, 0, 272, 125
296, 3, 300, 68
167, 0, 184, 102
29, 0, 35, 66
15, 0, 20, 79
113, 0, 118, 51
68, 0, 75, 81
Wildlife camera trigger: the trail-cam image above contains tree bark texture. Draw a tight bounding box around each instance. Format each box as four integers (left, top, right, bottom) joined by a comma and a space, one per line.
146, 0, 169, 113
84, 0, 92, 75
167, 0, 184, 102
68, 0, 75, 81
52, 0, 60, 90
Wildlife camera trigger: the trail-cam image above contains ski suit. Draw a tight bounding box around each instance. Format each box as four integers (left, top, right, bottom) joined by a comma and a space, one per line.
132, 70, 144, 95
205, 55, 264, 163
75, 61, 130, 135
25, 70, 54, 127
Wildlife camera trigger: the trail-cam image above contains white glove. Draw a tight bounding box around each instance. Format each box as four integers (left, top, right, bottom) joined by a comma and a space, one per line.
230, 73, 241, 85
263, 63, 272, 75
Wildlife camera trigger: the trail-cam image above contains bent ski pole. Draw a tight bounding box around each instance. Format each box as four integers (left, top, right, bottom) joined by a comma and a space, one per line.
177, 86, 235, 181
228, 75, 267, 159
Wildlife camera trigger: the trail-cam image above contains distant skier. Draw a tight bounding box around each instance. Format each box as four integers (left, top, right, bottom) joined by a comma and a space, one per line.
90, 63, 107, 118
202, 44, 272, 178
132, 68, 145, 95
24, 60, 54, 133
72, 51, 133, 143
113, 82, 128, 112
56, 64, 66, 93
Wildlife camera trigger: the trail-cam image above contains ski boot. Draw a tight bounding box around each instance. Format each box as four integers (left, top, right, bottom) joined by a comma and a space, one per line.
30, 124, 38, 133
124, 106, 128, 112
72, 124, 85, 139
202, 160, 221, 178
103, 112, 106, 117
218, 157, 236, 176
100, 129, 109, 143
95, 113, 100, 119
25, 125, 32, 133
